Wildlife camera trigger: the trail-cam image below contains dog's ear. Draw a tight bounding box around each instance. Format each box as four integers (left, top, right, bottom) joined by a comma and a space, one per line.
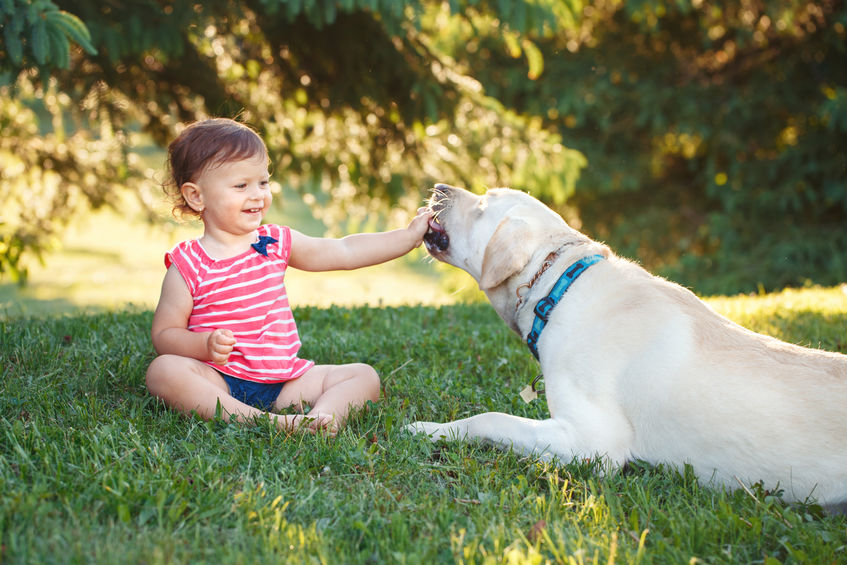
479, 217, 534, 290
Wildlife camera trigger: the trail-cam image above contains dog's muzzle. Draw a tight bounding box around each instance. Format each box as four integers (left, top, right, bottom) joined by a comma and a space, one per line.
423, 184, 451, 254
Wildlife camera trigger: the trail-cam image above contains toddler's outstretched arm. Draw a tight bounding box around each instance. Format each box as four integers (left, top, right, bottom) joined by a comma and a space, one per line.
290, 208, 431, 272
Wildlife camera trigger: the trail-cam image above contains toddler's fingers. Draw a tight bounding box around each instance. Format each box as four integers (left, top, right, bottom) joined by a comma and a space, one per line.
217, 329, 237, 344
207, 330, 234, 364
410, 211, 429, 230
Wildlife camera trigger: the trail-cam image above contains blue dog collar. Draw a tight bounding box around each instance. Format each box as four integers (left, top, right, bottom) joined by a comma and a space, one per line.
526, 254, 605, 360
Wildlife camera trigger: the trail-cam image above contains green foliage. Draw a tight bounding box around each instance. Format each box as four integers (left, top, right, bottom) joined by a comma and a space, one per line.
0, 0, 583, 277
2, 294, 847, 562
443, 0, 847, 294
256, 0, 415, 32
0, 89, 129, 281
0, 0, 96, 75
4, 0, 844, 293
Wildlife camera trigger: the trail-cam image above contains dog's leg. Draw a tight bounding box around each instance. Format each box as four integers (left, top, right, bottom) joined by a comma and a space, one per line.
406, 412, 630, 465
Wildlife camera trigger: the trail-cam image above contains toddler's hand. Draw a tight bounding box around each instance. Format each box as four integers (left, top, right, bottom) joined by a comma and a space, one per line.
207, 329, 236, 364
407, 207, 432, 247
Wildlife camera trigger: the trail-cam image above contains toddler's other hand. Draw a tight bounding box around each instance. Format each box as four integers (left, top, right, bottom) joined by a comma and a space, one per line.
207, 329, 236, 364
408, 207, 432, 247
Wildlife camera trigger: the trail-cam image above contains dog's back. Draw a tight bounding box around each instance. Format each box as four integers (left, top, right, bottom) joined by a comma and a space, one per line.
615, 259, 847, 504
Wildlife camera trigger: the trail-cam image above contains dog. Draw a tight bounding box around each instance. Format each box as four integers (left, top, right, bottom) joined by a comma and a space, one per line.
407, 183, 847, 509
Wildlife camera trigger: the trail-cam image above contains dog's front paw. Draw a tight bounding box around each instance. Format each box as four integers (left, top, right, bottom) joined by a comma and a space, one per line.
404, 421, 450, 440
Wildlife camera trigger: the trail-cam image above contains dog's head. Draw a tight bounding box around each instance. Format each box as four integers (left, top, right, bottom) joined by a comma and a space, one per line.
424, 183, 603, 331
424, 183, 589, 290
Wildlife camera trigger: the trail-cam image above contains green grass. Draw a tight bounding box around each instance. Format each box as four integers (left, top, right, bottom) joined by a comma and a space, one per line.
2, 288, 847, 563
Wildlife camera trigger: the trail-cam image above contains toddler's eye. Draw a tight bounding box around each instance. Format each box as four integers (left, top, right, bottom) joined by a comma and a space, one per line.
234, 183, 248, 191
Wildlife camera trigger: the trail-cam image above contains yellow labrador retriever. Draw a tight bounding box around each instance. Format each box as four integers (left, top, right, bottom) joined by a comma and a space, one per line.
408, 183, 847, 509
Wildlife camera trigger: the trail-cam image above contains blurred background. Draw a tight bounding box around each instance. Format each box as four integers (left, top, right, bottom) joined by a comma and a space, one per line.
1, 0, 845, 315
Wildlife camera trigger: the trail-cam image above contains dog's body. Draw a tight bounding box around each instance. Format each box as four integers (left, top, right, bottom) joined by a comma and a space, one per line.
408, 184, 847, 507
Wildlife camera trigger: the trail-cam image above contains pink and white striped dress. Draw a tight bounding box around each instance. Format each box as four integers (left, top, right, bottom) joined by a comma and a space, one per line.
165, 224, 314, 383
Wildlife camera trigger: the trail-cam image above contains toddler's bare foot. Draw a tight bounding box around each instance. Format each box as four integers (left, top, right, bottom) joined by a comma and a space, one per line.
273, 413, 315, 433
308, 412, 339, 436
273, 413, 338, 436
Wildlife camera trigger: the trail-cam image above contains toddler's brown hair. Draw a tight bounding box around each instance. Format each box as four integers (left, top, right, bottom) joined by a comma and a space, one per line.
165, 118, 268, 218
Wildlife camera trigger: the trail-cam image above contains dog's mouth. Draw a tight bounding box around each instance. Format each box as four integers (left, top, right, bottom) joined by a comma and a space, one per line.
423, 185, 451, 254
424, 216, 449, 254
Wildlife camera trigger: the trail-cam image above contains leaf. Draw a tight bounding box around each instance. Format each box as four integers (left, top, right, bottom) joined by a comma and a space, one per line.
45, 9, 98, 55
322, 0, 336, 25
497, 0, 511, 22
285, 0, 303, 20
9, 8, 24, 32
521, 38, 543, 79
45, 20, 70, 68
513, 0, 527, 33
3, 21, 23, 65
30, 18, 48, 64
503, 31, 522, 58
527, 519, 546, 542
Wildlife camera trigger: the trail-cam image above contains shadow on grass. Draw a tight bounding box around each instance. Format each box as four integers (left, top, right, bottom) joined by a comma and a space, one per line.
0, 283, 85, 318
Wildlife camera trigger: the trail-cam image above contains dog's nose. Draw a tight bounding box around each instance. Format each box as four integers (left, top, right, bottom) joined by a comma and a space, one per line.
434, 183, 455, 193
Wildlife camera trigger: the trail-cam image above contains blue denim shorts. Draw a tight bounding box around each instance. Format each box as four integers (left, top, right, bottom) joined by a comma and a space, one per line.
220, 373, 285, 411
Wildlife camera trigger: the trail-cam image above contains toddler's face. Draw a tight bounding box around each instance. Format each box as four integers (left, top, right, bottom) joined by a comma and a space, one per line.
191, 155, 272, 235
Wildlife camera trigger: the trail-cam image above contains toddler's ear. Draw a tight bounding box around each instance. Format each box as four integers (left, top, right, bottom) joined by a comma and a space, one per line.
181, 182, 204, 212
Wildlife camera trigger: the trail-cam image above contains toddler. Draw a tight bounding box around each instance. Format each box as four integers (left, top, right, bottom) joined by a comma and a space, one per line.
146, 118, 430, 433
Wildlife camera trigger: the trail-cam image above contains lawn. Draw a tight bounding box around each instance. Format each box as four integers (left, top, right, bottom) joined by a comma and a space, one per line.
2, 286, 846, 563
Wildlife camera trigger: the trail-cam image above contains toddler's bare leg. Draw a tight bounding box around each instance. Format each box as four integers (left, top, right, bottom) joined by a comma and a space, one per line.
145, 354, 315, 432
276, 363, 380, 429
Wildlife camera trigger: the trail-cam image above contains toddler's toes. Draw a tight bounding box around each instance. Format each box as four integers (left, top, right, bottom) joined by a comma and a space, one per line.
309, 412, 339, 436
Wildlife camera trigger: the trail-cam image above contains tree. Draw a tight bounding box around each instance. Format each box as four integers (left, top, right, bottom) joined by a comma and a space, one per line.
0, 0, 584, 280
8, 1, 843, 293
436, 0, 847, 293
